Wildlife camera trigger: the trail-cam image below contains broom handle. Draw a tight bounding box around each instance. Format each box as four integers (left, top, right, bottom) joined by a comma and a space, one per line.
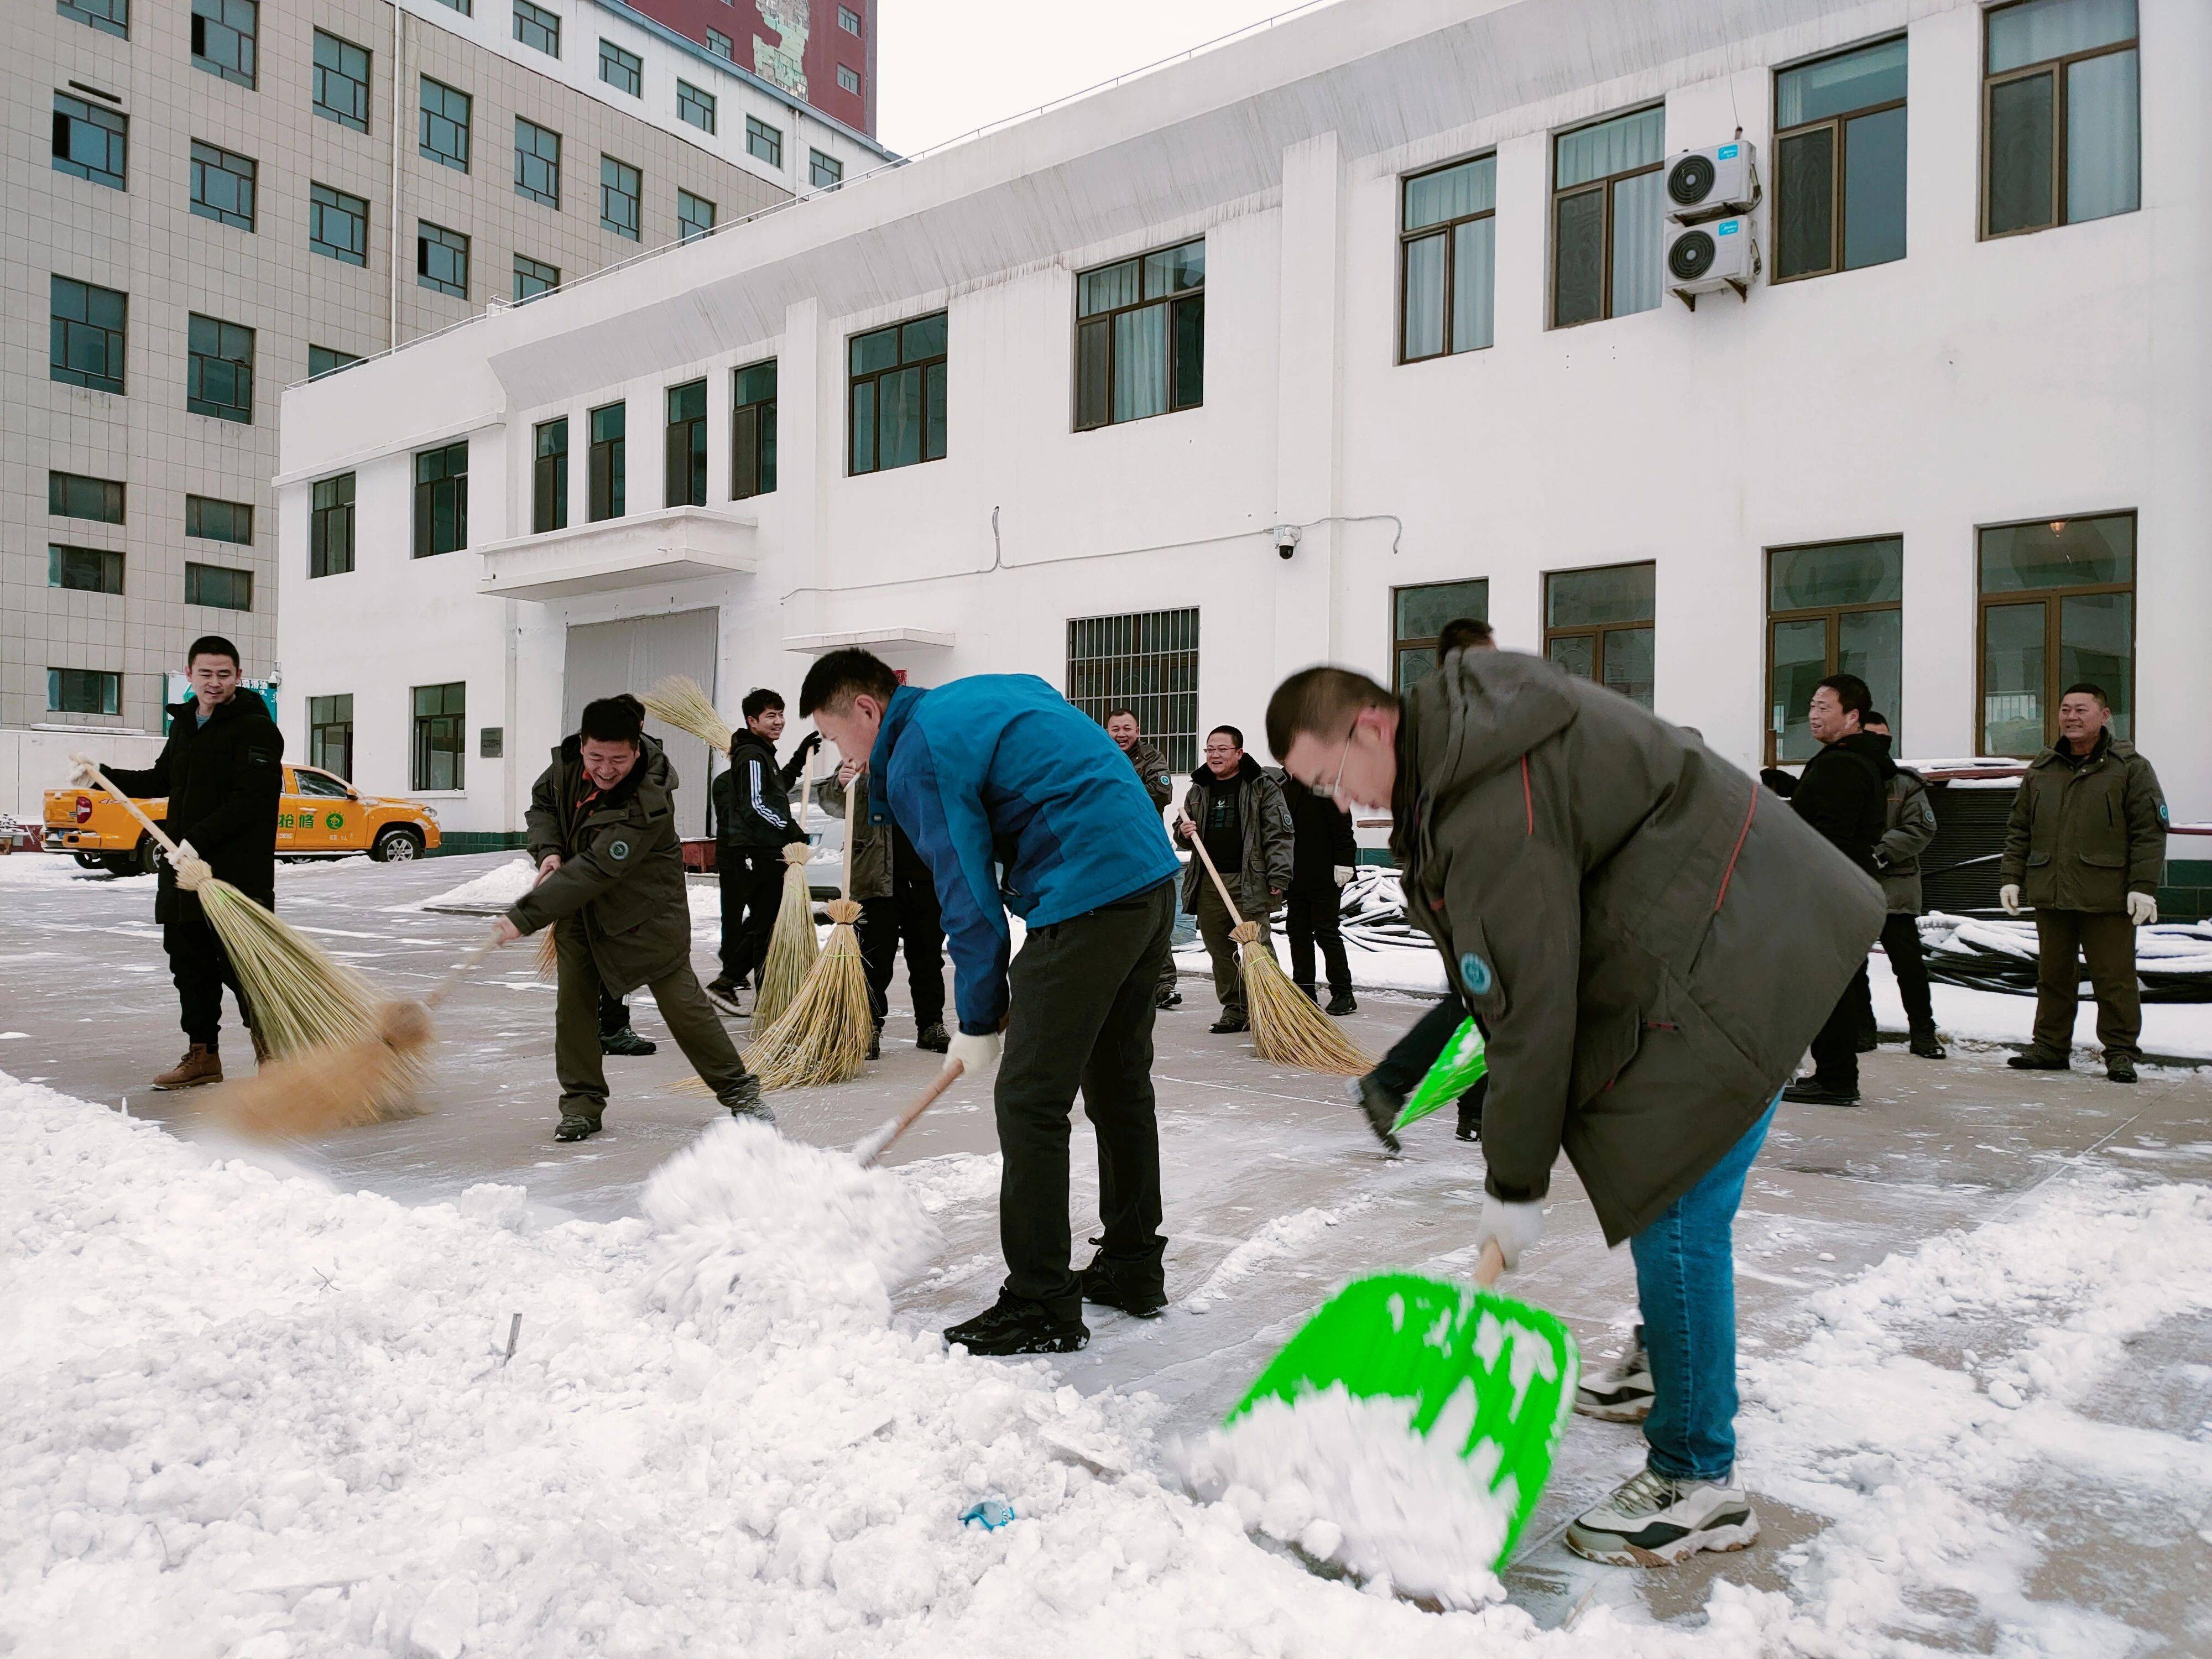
1474, 1239, 1507, 1288
1183, 825, 1246, 926
859, 1058, 965, 1168
422, 933, 507, 1009
838, 768, 859, 902
71, 754, 185, 859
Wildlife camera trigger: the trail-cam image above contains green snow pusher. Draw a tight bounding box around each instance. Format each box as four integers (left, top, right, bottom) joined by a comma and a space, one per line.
1391, 1016, 1488, 1135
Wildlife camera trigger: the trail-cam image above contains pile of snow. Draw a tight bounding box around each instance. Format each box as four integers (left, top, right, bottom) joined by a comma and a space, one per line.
415, 857, 537, 913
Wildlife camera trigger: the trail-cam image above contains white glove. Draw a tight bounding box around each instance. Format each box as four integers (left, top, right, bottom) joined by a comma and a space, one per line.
1474, 1195, 1545, 1271
946, 1031, 1002, 1077
2127, 891, 2157, 927
1999, 884, 2022, 916
1332, 865, 1354, 886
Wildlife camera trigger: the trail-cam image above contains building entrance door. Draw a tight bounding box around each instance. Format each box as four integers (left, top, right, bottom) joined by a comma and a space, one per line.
562, 609, 719, 839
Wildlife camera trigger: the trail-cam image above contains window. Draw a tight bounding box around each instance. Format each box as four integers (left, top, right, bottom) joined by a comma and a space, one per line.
746, 116, 781, 168
420, 77, 471, 171
414, 441, 468, 557
733, 359, 776, 499
430, 0, 472, 12
189, 140, 256, 230
533, 418, 568, 532
309, 695, 354, 779
677, 189, 716, 242
599, 39, 641, 97
1066, 609, 1201, 773
665, 379, 707, 508
50, 546, 124, 595
309, 183, 368, 265
677, 80, 716, 133
707, 28, 733, 59
1400, 154, 1495, 361
600, 155, 640, 239
514, 253, 560, 302
1074, 239, 1203, 431
191, 0, 256, 88
49, 668, 122, 716
185, 562, 252, 611
839, 6, 861, 34
515, 118, 561, 207
588, 403, 625, 520
417, 221, 470, 298
186, 495, 253, 545
50, 276, 127, 394
312, 30, 371, 132
308, 345, 360, 379
1545, 563, 1656, 706
53, 95, 127, 191
50, 471, 124, 524
311, 473, 354, 576
1391, 580, 1490, 692
1774, 38, 1908, 281
837, 65, 860, 95
1984, 0, 2138, 237
513, 0, 560, 56
61, 0, 129, 40
1551, 106, 1666, 327
810, 149, 843, 189
1766, 538, 1903, 762
849, 312, 947, 475
1979, 512, 2134, 754
186, 313, 254, 423
413, 683, 466, 791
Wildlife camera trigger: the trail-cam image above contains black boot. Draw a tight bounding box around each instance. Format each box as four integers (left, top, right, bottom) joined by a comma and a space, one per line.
1855, 1028, 1880, 1054
2106, 1054, 2137, 1084
554, 1106, 603, 1142
1079, 1255, 1166, 1319
1908, 1022, 1947, 1060
1209, 1011, 1249, 1034
2007, 1047, 2070, 1071
1781, 1077, 1860, 1107
944, 1295, 1088, 1356
1455, 1099, 1482, 1142
1156, 987, 1182, 1010
721, 1074, 775, 1125
704, 978, 744, 1016
1347, 1074, 1402, 1154
916, 1022, 950, 1053
601, 1025, 658, 1056
866, 1026, 881, 1061
1326, 992, 1358, 1016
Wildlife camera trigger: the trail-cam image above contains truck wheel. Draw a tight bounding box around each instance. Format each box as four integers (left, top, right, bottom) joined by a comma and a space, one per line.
74, 853, 105, 870
372, 827, 424, 863
137, 836, 162, 877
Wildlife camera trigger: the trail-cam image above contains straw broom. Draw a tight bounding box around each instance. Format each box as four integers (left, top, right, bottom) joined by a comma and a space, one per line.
639, 675, 733, 754
740, 777, 873, 1089
1185, 833, 1373, 1077
752, 766, 820, 1029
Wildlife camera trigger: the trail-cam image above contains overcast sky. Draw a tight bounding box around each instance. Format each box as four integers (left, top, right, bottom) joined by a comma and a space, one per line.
874, 0, 1324, 156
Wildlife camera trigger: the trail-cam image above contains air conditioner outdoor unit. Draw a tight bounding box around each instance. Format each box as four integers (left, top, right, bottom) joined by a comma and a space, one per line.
1665, 215, 1759, 307
1665, 142, 1759, 223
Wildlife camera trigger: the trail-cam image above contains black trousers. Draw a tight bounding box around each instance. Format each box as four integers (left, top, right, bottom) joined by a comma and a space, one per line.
1855, 914, 1934, 1035
1809, 959, 1871, 1088
718, 848, 786, 983
165, 911, 253, 1048
855, 880, 948, 1032
1284, 889, 1353, 998
598, 988, 632, 1037
997, 879, 1176, 1321
1370, 996, 1488, 1128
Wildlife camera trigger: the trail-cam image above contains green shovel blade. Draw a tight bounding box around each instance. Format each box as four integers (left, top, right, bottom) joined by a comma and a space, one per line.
1229, 1272, 1578, 1573
1391, 1018, 1488, 1134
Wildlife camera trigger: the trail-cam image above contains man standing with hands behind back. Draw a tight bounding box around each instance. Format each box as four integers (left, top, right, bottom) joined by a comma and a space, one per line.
1177, 726, 1293, 1036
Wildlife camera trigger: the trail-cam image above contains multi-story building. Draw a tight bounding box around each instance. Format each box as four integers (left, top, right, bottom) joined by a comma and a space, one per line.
270, 0, 2210, 899
627, 0, 875, 138
3, 0, 888, 812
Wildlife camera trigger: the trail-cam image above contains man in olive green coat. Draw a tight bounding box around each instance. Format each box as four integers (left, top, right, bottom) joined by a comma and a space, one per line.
1999, 682, 2167, 1084
495, 695, 770, 1141
1269, 651, 1881, 1568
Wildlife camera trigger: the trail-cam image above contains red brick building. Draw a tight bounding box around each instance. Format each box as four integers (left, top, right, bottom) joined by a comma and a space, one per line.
624, 0, 877, 137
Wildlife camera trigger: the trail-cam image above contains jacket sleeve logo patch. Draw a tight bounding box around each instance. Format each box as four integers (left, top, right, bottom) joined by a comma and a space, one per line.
609, 839, 630, 861
246, 745, 276, 766
1459, 952, 1493, 995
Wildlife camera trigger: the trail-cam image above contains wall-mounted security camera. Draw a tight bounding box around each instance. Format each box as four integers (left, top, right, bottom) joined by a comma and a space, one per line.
1274, 524, 1302, 560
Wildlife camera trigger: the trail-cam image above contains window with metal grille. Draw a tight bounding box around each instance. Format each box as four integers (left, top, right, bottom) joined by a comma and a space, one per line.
189, 140, 256, 229
186, 494, 253, 545
191, 0, 256, 89
185, 562, 252, 611
417, 221, 469, 298
50, 546, 124, 595
677, 189, 715, 242
313, 30, 370, 132
848, 312, 946, 475
515, 118, 561, 207
1773, 38, 1907, 282
53, 94, 127, 190
1544, 564, 1655, 706
677, 80, 716, 134
1767, 538, 1903, 762
514, 253, 559, 302
61, 0, 129, 40
311, 472, 354, 576
308, 345, 359, 380
413, 682, 466, 790
588, 403, 625, 520
310, 694, 354, 779
1978, 511, 2135, 754
746, 116, 781, 168
51, 275, 127, 394
50, 471, 125, 524
1074, 239, 1202, 430
1400, 154, 1495, 361
733, 359, 776, 500
186, 312, 254, 422
414, 441, 468, 557
1391, 580, 1490, 692
514, 0, 559, 57
1551, 106, 1665, 327
810, 149, 842, 189
1983, 0, 2138, 238
1066, 609, 1201, 774
533, 418, 567, 532
600, 155, 640, 239
49, 668, 122, 715
420, 77, 471, 171
665, 380, 707, 507
599, 39, 641, 97
309, 182, 367, 265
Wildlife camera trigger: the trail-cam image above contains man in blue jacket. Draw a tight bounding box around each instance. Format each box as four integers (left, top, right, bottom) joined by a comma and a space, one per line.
802, 649, 1181, 1355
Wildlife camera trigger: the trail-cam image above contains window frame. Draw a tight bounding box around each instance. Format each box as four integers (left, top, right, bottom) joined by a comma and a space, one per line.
419, 76, 472, 173
1548, 105, 1666, 330
599, 154, 641, 241
416, 220, 471, 298
185, 494, 253, 545
184, 561, 253, 612
676, 80, 716, 134
1979, 0, 2141, 240
514, 117, 561, 208
810, 149, 843, 189
1542, 561, 1658, 705
312, 29, 371, 132
61, 0, 130, 40
50, 471, 125, 524
1065, 608, 1202, 774
50, 275, 128, 395
190, 0, 256, 90
49, 545, 126, 596
53, 93, 128, 191
839, 6, 862, 35
665, 379, 708, 508
533, 417, 568, 533
837, 64, 860, 95
308, 345, 361, 380
413, 441, 469, 559
588, 401, 626, 521
1389, 578, 1491, 693
513, 0, 560, 57
309, 181, 368, 265
513, 253, 560, 303
745, 115, 782, 169
598, 38, 642, 98
677, 188, 716, 242
1974, 509, 2136, 756
847, 312, 948, 477
707, 27, 733, 59
1397, 153, 1498, 364
1762, 536, 1906, 764
1072, 238, 1204, 432
189, 139, 257, 231
49, 667, 123, 716
309, 693, 355, 780
732, 359, 777, 501
1771, 36, 1909, 284
185, 312, 254, 424
310, 472, 355, 577
411, 682, 467, 792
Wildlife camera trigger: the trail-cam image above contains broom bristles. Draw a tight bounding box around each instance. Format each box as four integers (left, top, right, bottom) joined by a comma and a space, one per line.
1237, 926, 1373, 1077
752, 851, 820, 1030
742, 906, 873, 1089
535, 924, 560, 983
195, 878, 383, 1060
207, 1000, 434, 1136
640, 675, 733, 753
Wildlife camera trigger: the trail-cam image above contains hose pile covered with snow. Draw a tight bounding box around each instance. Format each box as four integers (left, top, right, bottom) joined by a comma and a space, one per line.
1913, 912, 2212, 1001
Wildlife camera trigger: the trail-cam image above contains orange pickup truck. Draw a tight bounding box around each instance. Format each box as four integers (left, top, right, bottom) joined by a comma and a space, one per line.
44, 765, 442, 874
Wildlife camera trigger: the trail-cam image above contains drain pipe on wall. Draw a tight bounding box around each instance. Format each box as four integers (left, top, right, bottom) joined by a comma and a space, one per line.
388, 3, 404, 351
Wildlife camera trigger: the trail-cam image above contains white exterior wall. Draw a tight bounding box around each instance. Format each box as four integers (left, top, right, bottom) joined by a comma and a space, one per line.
277, 0, 2212, 843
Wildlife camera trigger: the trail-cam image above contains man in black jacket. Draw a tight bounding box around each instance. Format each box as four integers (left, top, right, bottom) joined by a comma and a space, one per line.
1779, 673, 1892, 1106
82, 635, 282, 1090
1277, 771, 1358, 1014
706, 688, 818, 1010
1107, 708, 1182, 1011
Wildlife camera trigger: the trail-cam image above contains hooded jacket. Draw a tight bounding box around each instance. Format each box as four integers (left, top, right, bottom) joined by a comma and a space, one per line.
103, 693, 284, 926
1866, 736, 1938, 916
1788, 729, 1893, 875
509, 735, 692, 995
1999, 732, 2166, 913
1395, 651, 1883, 1245
1178, 754, 1294, 919
869, 676, 1181, 1036
1277, 771, 1359, 898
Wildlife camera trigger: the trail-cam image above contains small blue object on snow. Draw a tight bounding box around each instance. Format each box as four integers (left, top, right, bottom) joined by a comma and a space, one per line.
1458, 952, 1493, 995
960, 1499, 1016, 1531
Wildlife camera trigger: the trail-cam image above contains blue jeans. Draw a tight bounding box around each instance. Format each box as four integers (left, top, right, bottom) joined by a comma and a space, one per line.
1627, 1097, 1776, 1483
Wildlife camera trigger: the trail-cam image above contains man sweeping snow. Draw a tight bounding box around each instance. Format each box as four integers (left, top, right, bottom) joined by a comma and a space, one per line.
1267, 650, 1881, 1567
802, 650, 1181, 1357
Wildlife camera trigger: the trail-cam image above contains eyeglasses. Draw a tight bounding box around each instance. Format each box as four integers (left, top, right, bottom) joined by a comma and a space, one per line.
1315, 714, 1360, 804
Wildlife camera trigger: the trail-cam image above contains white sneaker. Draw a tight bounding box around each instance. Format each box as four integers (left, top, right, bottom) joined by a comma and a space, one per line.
1574, 1326, 1654, 1422
1564, 1467, 1758, 1567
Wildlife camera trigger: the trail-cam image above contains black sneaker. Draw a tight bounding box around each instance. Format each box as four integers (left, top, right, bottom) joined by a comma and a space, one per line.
1855, 1030, 1880, 1054
721, 1075, 775, 1126
1347, 1074, 1402, 1154
1079, 1256, 1167, 1319
1908, 1023, 1947, 1060
2106, 1055, 2137, 1084
2007, 1047, 2070, 1071
600, 1025, 658, 1057
1455, 1102, 1482, 1142
705, 978, 744, 1016
944, 1296, 1088, 1356
1209, 1013, 1249, 1035
1781, 1078, 1860, 1107
1326, 993, 1358, 1016
916, 1022, 951, 1053
554, 1110, 603, 1143
1156, 988, 1183, 1010
867, 1027, 882, 1061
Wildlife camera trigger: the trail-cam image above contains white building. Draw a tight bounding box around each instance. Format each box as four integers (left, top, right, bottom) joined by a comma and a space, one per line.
274, 0, 2210, 895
